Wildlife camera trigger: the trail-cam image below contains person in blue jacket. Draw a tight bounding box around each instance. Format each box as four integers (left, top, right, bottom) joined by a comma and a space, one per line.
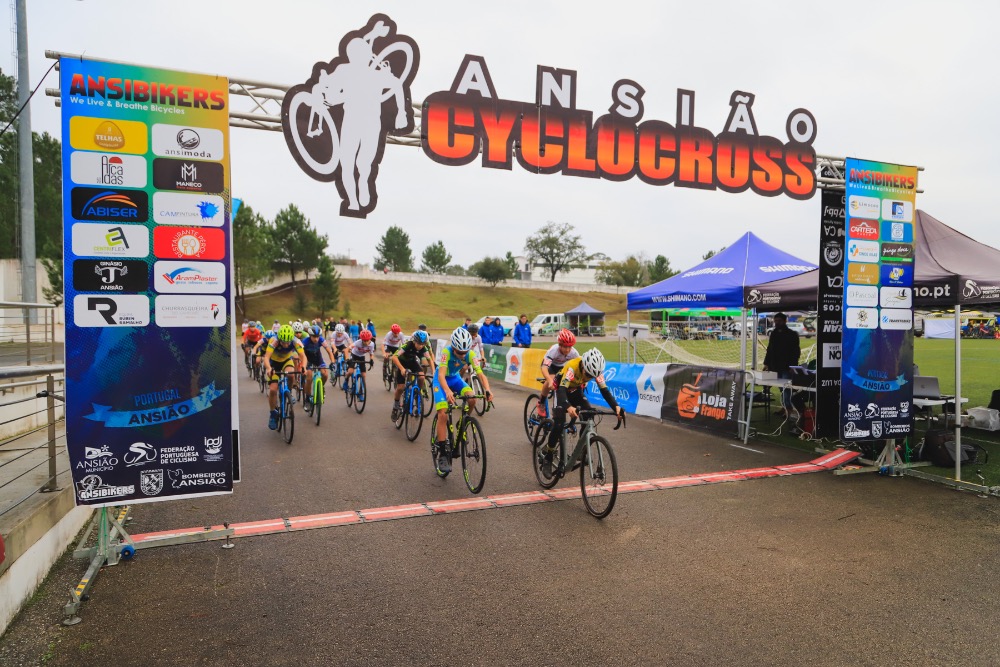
366, 318, 376, 338
512, 314, 532, 348
480, 316, 495, 345
349, 320, 361, 339
492, 317, 507, 345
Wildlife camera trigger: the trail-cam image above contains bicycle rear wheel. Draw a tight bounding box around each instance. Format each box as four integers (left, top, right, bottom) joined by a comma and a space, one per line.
282, 395, 295, 444
354, 376, 367, 413
314, 377, 323, 426
460, 417, 487, 494
383, 360, 393, 391
394, 386, 407, 430
429, 415, 448, 478
405, 389, 424, 441
421, 378, 434, 418
345, 375, 355, 407
471, 376, 486, 416
523, 394, 542, 444
580, 435, 618, 519
258, 366, 266, 393
531, 420, 559, 489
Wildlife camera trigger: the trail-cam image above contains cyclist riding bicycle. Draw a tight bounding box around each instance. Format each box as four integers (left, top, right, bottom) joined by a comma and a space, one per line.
467, 324, 485, 363
432, 327, 493, 475
251, 326, 272, 374
390, 329, 434, 421
263, 325, 306, 430
542, 348, 622, 471
383, 323, 405, 357
345, 329, 375, 386
291, 320, 308, 341
536, 328, 580, 418
302, 325, 335, 406
330, 323, 353, 361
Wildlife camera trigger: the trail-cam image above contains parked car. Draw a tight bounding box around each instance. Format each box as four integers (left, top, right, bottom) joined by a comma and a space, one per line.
765, 321, 813, 338
529, 313, 569, 336
474, 315, 518, 336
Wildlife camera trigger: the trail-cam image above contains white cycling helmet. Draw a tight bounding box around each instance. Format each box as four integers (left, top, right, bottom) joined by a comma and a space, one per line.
335, 323, 345, 333
451, 326, 473, 352
581, 348, 606, 377
291, 320, 304, 333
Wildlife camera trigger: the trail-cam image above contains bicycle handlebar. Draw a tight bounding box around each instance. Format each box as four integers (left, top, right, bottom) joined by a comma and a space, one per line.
578, 408, 627, 430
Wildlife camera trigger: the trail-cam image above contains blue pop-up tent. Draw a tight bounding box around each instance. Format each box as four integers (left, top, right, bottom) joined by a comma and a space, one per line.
627, 232, 816, 311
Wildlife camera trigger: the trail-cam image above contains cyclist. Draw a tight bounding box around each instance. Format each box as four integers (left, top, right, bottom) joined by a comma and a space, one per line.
383, 323, 405, 358
291, 320, 308, 341
542, 348, 623, 473
243, 321, 262, 359
263, 325, 306, 430
536, 328, 580, 418
302, 325, 335, 406
390, 329, 434, 421
432, 327, 494, 475
251, 325, 271, 375
330, 323, 353, 383
467, 323, 485, 362
345, 329, 376, 388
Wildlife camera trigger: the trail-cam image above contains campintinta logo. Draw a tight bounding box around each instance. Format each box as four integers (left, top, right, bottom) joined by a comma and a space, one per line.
71, 187, 149, 222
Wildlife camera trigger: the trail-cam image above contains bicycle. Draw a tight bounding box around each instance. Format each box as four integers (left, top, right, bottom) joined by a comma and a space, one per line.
255, 357, 267, 394
273, 371, 303, 445
302, 364, 326, 426
394, 371, 427, 441
382, 354, 397, 392
461, 366, 488, 417
344, 359, 373, 414
530, 408, 624, 519
333, 352, 347, 388
244, 345, 253, 376
430, 394, 491, 494
523, 376, 572, 445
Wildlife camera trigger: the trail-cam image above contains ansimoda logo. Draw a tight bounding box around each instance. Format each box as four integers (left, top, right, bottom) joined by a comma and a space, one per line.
154, 295, 226, 327
153, 261, 225, 294
152, 123, 225, 161
152, 158, 225, 193
70, 152, 148, 189
153, 227, 225, 260
881, 199, 913, 222
73, 294, 150, 327
72, 259, 149, 292
71, 224, 149, 258
153, 192, 225, 227
846, 240, 879, 263
71, 186, 149, 222
848, 195, 880, 219
848, 220, 879, 240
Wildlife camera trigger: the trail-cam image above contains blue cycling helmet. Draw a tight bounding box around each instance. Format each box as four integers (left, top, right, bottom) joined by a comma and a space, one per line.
412, 330, 429, 344
310, 325, 322, 336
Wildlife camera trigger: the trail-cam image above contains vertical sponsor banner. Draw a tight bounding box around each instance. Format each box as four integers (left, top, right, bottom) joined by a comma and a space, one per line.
634, 363, 668, 418
517, 349, 546, 389
660, 364, 744, 433
584, 363, 640, 414
816, 187, 845, 438
61, 58, 235, 506
479, 345, 508, 382
504, 348, 525, 385
840, 159, 918, 441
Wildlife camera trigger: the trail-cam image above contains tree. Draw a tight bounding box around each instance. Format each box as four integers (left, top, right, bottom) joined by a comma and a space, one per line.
270, 204, 328, 285
312, 255, 341, 317
444, 264, 466, 276
470, 256, 513, 288
504, 251, 519, 277
524, 222, 591, 282
232, 203, 273, 316
646, 254, 678, 284
420, 240, 451, 273
374, 225, 414, 272
702, 246, 726, 260
596, 255, 648, 287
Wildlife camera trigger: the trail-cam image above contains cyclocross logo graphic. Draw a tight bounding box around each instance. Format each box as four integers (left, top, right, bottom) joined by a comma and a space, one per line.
282, 13, 419, 218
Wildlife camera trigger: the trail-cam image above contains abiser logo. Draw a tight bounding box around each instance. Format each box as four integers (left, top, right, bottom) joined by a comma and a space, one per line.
71, 187, 149, 222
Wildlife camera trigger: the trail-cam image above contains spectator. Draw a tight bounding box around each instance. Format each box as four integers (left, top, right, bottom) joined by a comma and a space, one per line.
349, 320, 361, 339
462, 317, 472, 330
272, 320, 281, 332
513, 314, 532, 348
366, 318, 376, 338
324, 318, 335, 334
762, 312, 800, 416
482, 317, 498, 345
493, 317, 507, 345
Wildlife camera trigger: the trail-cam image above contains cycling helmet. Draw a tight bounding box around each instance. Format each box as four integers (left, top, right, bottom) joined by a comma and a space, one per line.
264, 330, 276, 340
335, 323, 345, 333
277, 325, 295, 343
360, 330, 373, 342
467, 324, 479, 335
255, 324, 264, 332
451, 326, 473, 352
310, 325, 322, 336
391, 323, 401, 334
412, 330, 428, 344
581, 348, 606, 377
291, 320, 304, 333
557, 329, 576, 347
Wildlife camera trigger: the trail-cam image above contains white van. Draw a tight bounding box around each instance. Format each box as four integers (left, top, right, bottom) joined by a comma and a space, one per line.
530, 313, 569, 336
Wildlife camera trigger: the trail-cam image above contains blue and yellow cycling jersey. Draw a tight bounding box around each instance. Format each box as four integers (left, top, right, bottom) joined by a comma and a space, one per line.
267, 337, 304, 363
438, 346, 481, 378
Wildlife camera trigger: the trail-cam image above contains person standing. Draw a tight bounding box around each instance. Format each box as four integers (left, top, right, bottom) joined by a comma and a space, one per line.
762, 312, 801, 415
366, 318, 376, 338
513, 314, 532, 348
493, 317, 507, 346
350, 320, 361, 340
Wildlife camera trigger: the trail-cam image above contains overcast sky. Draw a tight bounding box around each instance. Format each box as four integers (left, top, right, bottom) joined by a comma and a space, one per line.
5, 0, 998, 272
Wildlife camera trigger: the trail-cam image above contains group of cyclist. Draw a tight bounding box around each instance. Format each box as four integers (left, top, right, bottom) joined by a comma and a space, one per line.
240, 317, 622, 478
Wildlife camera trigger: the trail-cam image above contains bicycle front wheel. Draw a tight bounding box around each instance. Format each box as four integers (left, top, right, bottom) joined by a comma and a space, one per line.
345, 376, 355, 407
383, 360, 393, 391
354, 376, 367, 414
580, 435, 618, 519
523, 394, 542, 445
405, 390, 424, 441
282, 396, 295, 444
531, 420, 559, 489
471, 376, 486, 416
314, 377, 323, 426
460, 417, 487, 494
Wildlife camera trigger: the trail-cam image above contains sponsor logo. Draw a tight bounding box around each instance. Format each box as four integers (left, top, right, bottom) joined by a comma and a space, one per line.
960, 281, 1000, 300
823, 343, 841, 368
676, 378, 730, 422
913, 284, 952, 300
153, 261, 225, 294
843, 421, 871, 439
880, 311, 912, 330
746, 289, 762, 305
70, 152, 148, 189
826, 275, 843, 289
506, 353, 520, 377
153, 227, 225, 260
71, 187, 149, 222
160, 446, 200, 465
758, 264, 814, 273
848, 195, 880, 218
73, 294, 150, 327
154, 295, 226, 327
871, 420, 883, 438
885, 423, 911, 435
76, 474, 135, 501
72, 259, 148, 292
69, 116, 148, 154
881, 242, 913, 262
900, 401, 910, 417
848, 219, 879, 240
203, 436, 224, 462
822, 321, 842, 334
124, 442, 158, 467
879, 287, 912, 309
880, 263, 913, 287
847, 240, 879, 263
681, 267, 733, 278
865, 403, 879, 418
152, 192, 225, 226
845, 403, 862, 420
167, 468, 227, 489
846, 285, 878, 308
152, 158, 225, 193
140, 469, 164, 496
845, 307, 878, 329
847, 264, 878, 285
152, 124, 226, 160
822, 241, 843, 267
882, 221, 913, 243
71, 223, 150, 258
75, 445, 118, 473
882, 199, 913, 222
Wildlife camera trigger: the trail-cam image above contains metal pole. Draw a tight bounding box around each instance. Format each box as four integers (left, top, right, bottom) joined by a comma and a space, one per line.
24, 305, 31, 365
43, 373, 57, 492
16, 0, 37, 316
954, 305, 962, 482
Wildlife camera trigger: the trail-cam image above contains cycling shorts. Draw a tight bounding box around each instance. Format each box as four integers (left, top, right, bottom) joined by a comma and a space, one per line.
433, 373, 472, 411
269, 357, 297, 382
305, 352, 327, 369
347, 354, 368, 370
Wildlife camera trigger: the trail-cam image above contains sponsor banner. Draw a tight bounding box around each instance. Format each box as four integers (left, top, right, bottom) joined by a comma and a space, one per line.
71, 223, 150, 258
152, 192, 225, 226
660, 364, 744, 433
504, 347, 525, 385
516, 348, 546, 389
68, 116, 148, 154
848, 219, 878, 240
72, 259, 149, 292
841, 158, 917, 440
71, 186, 149, 222
152, 158, 225, 193
151, 124, 226, 161
479, 344, 508, 382
848, 195, 880, 219
635, 363, 669, 418
61, 56, 234, 506
815, 187, 845, 438
153, 226, 226, 260
585, 363, 640, 415
70, 152, 148, 189
153, 261, 226, 293
846, 239, 879, 263
823, 343, 842, 369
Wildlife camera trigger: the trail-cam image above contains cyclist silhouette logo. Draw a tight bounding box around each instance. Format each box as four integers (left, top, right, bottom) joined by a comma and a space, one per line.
282, 14, 420, 219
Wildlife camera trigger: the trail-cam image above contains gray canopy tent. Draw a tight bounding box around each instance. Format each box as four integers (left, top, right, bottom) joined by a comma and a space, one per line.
565, 302, 605, 336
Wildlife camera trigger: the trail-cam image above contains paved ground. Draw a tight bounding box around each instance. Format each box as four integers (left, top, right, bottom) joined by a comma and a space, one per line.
3, 367, 1000, 666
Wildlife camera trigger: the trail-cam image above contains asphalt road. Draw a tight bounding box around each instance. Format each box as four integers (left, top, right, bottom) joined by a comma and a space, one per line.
3, 364, 1000, 666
